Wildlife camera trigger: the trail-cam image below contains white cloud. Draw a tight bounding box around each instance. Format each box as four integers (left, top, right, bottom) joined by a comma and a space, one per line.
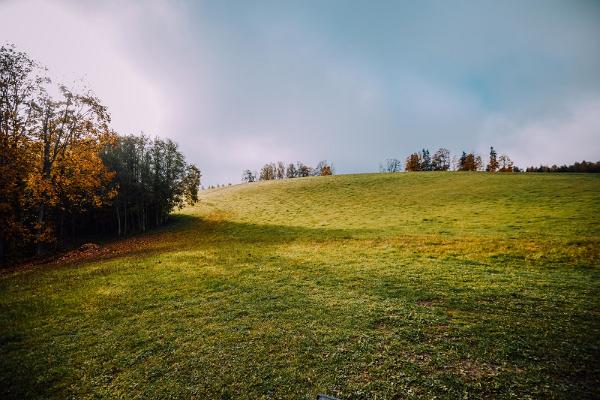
480, 98, 600, 167
0, 0, 167, 135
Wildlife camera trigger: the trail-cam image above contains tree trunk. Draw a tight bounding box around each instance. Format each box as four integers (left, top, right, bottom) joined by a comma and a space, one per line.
59, 211, 65, 240
0, 237, 5, 266
36, 121, 52, 256
115, 204, 121, 236
35, 203, 45, 256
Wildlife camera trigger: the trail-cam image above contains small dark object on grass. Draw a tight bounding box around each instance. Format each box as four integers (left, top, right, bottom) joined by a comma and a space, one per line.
317, 394, 341, 400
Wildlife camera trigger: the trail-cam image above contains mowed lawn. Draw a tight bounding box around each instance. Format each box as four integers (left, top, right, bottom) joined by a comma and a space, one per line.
1, 173, 599, 399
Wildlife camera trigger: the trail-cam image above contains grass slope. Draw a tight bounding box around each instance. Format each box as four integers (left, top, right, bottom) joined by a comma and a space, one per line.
1, 172, 599, 399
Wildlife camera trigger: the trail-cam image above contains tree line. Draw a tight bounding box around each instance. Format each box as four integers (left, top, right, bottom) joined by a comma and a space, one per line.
384, 147, 599, 173
242, 160, 333, 182
381, 147, 519, 173
101, 134, 201, 236
0, 45, 200, 264
525, 161, 600, 173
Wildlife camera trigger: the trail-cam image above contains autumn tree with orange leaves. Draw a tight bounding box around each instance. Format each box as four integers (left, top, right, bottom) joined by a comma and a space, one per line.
405, 153, 422, 171
0, 45, 117, 258
0, 45, 37, 262
28, 85, 117, 254
0, 45, 200, 263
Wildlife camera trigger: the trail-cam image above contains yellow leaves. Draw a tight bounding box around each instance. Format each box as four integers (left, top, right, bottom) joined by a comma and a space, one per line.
107, 186, 118, 201
52, 143, 112, 207
5, 127, 117, 244
1, 45, 123, 255
27, 132, 118, 209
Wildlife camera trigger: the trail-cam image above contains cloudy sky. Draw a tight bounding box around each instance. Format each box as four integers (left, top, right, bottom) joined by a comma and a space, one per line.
1, 0, 599, 184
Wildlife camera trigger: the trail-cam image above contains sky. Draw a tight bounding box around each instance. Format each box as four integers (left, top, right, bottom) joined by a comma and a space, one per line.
1, 0, 599, 185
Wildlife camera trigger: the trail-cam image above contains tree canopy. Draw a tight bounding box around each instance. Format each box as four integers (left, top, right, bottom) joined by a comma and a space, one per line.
0, 45, 200, 264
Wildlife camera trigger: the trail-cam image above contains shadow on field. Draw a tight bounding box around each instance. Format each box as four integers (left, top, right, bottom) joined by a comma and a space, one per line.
16, 213, 374, 272
16, 208, 595, 275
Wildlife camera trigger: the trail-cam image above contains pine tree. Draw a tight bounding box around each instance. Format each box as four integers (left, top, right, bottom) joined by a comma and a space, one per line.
458, 152, 478, 171
420, 149, 432, 171
486, 146, 498, 172
458, 152, 467, 171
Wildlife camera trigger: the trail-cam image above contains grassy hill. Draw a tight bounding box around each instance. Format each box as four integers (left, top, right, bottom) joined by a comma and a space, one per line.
1, 172, 599, 399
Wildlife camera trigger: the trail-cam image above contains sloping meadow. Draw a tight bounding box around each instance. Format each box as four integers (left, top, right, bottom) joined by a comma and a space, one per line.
1, 173, 599, 399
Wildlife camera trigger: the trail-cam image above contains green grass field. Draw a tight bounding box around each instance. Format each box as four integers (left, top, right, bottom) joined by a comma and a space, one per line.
1, 172, 599, 399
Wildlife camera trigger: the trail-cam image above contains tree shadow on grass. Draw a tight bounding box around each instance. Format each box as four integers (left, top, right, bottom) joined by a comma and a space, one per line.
6, 213, 376, 274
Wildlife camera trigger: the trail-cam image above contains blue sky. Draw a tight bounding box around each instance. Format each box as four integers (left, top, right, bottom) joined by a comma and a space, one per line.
1, 0, 599, 184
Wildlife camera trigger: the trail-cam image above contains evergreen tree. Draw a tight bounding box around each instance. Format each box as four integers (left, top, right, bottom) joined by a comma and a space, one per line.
458, 152, 479, 171
420, 149, 432, 171
486, 146, 498, 172
458, 151, 467, 170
